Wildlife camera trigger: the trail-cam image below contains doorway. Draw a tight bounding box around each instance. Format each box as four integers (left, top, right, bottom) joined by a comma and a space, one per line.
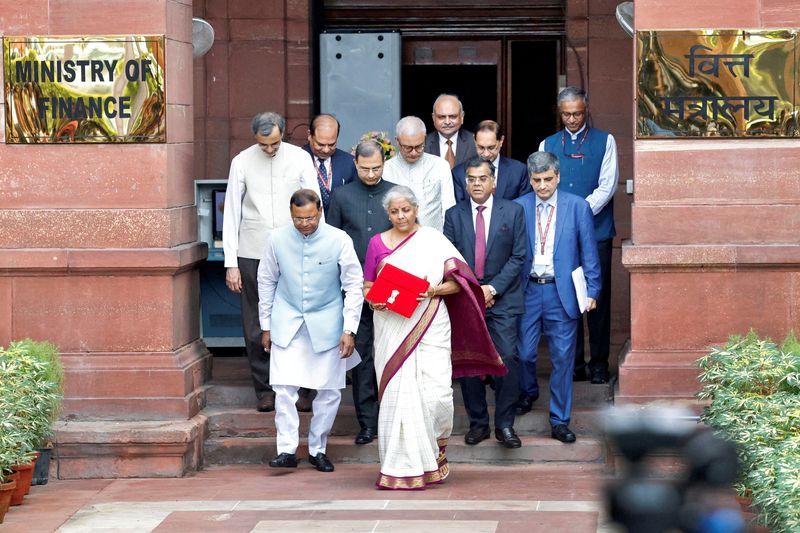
400, 38, 559, 162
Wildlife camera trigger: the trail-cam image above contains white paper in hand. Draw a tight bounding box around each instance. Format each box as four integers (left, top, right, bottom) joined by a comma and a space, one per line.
572, 266, 589, 313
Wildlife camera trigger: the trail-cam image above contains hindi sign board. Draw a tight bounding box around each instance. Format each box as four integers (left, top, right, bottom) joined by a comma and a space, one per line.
3, 35, 165, 143
637, 30, 798, 138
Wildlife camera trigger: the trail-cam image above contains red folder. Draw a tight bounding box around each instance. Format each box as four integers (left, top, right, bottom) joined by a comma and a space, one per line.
366, 263, 430, 318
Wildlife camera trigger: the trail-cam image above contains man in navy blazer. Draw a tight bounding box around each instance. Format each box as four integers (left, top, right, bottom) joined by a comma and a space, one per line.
514, 151, 600, 444
302, 114, 358, 212
444, 157, 527, 448
424, 94, 477, 168
452, 120, 531, 203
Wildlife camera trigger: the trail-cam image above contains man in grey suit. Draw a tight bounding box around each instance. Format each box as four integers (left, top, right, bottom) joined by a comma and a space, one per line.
327, 140, 396, 445
424, 94, 478, 169
443, 156, 527, 448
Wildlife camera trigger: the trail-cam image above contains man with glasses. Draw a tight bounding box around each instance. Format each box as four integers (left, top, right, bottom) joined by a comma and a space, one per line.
514, 151, 600, 444
452, 120, 531, 203
327, 141, 396, 445
223, 112, 321, 413
257, 189, 363, 472
537, 86, 618, 386
444, 157, 527, 449
424, 94, 477, 169
383, 116, 455, 231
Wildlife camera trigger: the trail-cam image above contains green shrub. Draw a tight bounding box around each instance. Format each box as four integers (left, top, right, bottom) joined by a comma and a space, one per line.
0, 339, 63, 478
698, 330, 800, 533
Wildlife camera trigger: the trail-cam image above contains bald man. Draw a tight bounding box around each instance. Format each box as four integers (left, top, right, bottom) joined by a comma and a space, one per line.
424, 94, 477, 169
302, 114, 359, 212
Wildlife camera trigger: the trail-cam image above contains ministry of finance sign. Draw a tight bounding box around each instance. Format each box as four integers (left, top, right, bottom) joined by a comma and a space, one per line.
3, 35, 165, 143
637, 30, 799, 138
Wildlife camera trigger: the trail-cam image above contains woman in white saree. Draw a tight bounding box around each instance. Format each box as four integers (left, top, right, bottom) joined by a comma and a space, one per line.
364, 186, 505, 490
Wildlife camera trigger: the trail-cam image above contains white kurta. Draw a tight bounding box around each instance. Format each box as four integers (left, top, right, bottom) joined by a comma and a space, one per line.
222, 141, 320, 267
257, 226, 363, 390
382, 153, 456, 232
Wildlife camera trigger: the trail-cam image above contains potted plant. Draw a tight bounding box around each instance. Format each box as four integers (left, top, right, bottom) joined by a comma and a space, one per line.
10, 339, 63, 485
0, 341, 58, 504
0, 431, 19, 523
697, 330, 800, 533
0, 340, 63, 487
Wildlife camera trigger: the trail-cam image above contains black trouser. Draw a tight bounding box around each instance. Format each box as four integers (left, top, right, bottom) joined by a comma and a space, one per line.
352, 302, 379, 430
238, 257, 272, 399
575, 238, 612, 374
459, 310, 520, 431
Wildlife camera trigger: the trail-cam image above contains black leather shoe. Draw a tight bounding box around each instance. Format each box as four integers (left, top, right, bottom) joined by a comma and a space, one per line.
590, 368, 610, 384
268, 452, 298, 468
573, 368, 589, 382
308, 452, 334, 472
514, 393, 538, 415
495, 427, 522, 448
551, 424, 577, 443
355, 427, 377, 445
256, 392, 276, 412
464, 428, 491, 445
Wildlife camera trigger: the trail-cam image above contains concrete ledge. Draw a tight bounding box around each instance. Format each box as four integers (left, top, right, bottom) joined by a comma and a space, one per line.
54, 414, 208, 478
60, 340, 212, 421
0, 242, 208, 275
622, 241, 800, 269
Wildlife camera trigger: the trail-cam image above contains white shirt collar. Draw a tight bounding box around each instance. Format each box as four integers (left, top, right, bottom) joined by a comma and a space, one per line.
565, 124, 587, 141
536, 190, 558, 209
470, 194, 494, 212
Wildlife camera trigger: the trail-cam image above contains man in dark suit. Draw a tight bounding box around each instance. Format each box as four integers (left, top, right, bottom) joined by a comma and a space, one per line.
514, 151, 601, 444
302, 114, 359, 212
327, 140, 395, 445
444, 156, 527, 448
424, 94, 477, 169
452, 120, 531, 203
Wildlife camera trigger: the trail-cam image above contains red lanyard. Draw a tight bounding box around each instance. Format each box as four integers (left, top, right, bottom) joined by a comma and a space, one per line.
561, 127, 589, 159
315, 159, 331, 191
536, 203, 555, 255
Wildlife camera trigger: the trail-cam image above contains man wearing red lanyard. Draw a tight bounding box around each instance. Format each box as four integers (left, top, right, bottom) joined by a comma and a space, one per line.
539, 87, 618, 385
302, 114, 358, 213
514, 151, 600, 443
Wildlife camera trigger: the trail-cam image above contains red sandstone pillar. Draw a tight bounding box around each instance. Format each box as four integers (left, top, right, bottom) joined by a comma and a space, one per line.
0, 0, 210, 477
619, 0, 800, 404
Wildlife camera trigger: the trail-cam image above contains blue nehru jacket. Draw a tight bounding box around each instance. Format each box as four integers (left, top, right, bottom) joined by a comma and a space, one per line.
544, 128, 615, 242
269, 223, 345, 352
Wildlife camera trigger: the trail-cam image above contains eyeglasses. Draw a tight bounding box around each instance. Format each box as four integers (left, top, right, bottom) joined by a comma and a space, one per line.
466, 176, 492, 184
398, 142, 425, 154
357, 165, 383, 174
291, 215, 318, 224
560, 111, 585, 120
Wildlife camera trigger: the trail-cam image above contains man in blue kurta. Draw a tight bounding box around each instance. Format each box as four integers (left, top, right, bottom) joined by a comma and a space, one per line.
538, 86, 618, 386
257, 189, 364, 472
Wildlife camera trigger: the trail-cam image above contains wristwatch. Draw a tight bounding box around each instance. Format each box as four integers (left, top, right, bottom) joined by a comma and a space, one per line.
488, 285, 497, 296
343, 330, 355, 337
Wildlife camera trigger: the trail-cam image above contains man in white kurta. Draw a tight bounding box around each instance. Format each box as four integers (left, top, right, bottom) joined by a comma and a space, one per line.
223, 112, 321, 414
382, 116, 456, 231
257, 189, 364, 472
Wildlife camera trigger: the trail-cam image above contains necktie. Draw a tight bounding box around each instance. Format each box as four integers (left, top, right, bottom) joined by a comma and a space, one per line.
445, 139, 456, 169
475, 205, 487, 279
317, 158, 331, 208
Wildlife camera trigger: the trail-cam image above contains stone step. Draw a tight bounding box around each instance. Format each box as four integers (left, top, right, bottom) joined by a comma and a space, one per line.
204, 404, 605, 439
203, 378, 613, 409
203, 434, 606, 466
